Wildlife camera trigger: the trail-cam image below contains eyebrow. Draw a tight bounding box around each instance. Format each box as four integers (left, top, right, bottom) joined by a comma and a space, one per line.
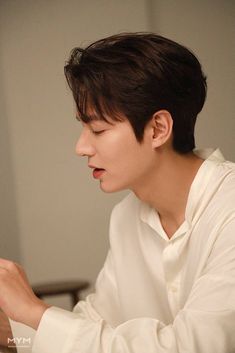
75, 113, 115, 126
75, 114, 100, 123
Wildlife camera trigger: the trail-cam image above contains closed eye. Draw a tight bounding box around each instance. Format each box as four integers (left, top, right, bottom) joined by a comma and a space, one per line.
91, 130, 105, 135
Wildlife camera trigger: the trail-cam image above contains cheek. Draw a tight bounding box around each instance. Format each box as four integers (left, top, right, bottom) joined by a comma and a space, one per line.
98, 122, 152, 171
100, 130, 135, 162
112, 141, 152, 175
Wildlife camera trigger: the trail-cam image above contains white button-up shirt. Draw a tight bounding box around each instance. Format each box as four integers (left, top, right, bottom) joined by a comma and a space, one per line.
14, 148, 235, 353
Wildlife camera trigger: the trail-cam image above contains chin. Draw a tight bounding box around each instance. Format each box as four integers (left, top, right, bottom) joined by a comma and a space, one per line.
99, 181, 127, 194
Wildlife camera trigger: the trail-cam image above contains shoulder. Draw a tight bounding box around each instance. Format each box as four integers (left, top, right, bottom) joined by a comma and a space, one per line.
215, 160, 235, 206
200, 159, 235, 231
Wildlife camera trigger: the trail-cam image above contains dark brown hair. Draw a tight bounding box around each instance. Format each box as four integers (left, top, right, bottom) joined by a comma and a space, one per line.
64, 32, 207, 153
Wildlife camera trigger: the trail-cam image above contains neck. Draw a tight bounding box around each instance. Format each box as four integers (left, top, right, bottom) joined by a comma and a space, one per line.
132, 150, 204, 238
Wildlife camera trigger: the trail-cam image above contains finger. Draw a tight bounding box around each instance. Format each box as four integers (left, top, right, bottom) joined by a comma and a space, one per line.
0, 258, 28, 285
0, 258, 20, 274
0, 267, 9, 278
15, 265, 35, 295
0, 259, 28, 282
0, 259, 33, 295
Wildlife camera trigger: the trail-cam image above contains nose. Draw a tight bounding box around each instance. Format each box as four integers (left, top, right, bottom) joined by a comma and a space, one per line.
75, 128, 95, 157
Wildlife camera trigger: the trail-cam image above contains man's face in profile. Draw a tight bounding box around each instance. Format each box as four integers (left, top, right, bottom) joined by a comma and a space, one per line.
75, 111, 157, 194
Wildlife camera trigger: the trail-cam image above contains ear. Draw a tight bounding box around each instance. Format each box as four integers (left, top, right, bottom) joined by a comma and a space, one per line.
150, 110, 173, 148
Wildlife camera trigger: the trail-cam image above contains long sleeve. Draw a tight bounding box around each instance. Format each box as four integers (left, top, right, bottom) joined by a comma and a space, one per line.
32, 217, 235, 353
9, 319, 36, 353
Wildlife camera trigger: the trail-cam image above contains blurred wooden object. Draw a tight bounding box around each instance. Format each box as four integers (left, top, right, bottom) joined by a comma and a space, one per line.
32, 279, 90, 308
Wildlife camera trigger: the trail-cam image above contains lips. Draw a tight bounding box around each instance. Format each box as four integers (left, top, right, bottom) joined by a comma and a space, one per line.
88, 164, 104, 169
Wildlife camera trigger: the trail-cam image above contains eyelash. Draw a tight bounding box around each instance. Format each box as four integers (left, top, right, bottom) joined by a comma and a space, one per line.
92, 130, 105, 135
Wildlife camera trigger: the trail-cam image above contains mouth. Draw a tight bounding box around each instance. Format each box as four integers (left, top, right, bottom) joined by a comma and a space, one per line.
92, 168, 105, 179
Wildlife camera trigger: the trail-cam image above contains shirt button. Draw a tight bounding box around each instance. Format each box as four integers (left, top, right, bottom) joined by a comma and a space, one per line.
167, 283, 178, 292
171, 285, 178, 293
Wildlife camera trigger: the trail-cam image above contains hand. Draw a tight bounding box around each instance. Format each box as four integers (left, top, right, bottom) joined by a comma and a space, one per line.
0, 310, 14, 347
0, 258, 50, 329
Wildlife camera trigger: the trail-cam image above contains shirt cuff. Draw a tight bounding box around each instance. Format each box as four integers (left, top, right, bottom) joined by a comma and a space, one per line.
32, 306, 80, 353
9, 319, 36, 353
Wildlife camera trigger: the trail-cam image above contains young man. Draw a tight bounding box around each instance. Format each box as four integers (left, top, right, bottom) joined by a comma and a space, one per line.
0, 32, 235, 352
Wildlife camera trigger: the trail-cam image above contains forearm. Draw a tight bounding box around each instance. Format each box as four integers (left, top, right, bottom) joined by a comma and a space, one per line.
21, 298, 50, 330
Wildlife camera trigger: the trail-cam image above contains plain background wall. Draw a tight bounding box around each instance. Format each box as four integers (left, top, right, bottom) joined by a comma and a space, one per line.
0, 50, 21, 262
0, 0, 234, 309
0, 0, 150, 308
149, 0, 235, 161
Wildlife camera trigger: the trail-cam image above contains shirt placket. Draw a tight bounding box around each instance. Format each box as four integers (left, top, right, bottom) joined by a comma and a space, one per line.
162, 238, 184, 317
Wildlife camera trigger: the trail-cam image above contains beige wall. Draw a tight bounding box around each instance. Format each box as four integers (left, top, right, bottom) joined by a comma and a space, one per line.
0, 53, 21, 262
0, 0, 149, 308
0, 0, 234, 308
149, 0, 235, 161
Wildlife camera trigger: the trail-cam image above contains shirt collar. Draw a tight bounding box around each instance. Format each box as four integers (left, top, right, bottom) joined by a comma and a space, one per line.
185, 148, 225, 225
140, 148, 225, 241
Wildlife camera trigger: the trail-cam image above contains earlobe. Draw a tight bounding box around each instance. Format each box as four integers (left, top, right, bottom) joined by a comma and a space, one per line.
151, 110, 173, 148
